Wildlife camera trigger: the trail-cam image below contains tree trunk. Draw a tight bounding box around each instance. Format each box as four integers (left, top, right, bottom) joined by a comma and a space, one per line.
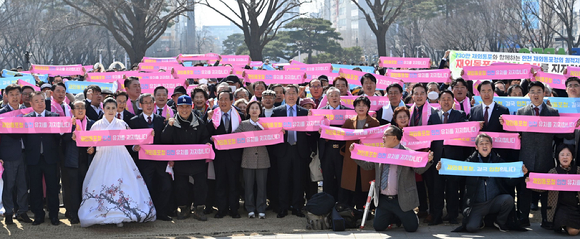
307, 51, 313, 64
247, 39, 263, 62
376, 28, 388, 57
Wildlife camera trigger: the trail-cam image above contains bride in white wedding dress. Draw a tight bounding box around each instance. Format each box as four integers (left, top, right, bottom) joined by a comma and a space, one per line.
77, 98, 156, 227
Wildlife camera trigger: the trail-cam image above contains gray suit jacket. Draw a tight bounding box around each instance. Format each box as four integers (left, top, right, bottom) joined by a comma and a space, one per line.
517, 103, 559, 172
354, 144, 433, 212
234, 120, 271, 169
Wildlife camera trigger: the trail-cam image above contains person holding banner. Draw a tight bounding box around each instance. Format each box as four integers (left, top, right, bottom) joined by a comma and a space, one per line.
451, 78, 471, 115
62, 100, 95, 224
83, 85, 104, 121
23, 91, 63, 226
332, 77, 350, 96
161, 95, 211, 222
129, 93, 173, 222
78, 98, 155, 227
154, 86, 174, 120
124, 77, 142, 115
260, 90, 277, 117
0, 84, 32, 225
271, 85, 308, 218
528, 144, 580, 235
251, 81, 266, 102
351, 125, 434, 232
360, 73, 379, 97
507, 85, 524, 97
269, 84, 285, 107
50, 83, 72, 117
113, 91, 135, 125
469, 81, 510, 132
376, 83, 405, 125
207, 91, 245, 219
233, 101, 271, 219
437, 133, 527, 233
340, 96, 379, 210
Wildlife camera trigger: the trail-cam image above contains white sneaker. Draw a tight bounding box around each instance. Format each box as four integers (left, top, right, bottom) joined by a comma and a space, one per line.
248, 212, 255, 218
258, 213, 266, 219
116, 222, 124, 228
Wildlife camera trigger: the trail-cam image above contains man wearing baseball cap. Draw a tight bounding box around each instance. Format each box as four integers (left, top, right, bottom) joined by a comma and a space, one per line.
169, 85, 188, 114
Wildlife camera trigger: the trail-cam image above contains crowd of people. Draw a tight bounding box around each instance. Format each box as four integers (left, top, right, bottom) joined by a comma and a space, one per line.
0, 53, 580, 236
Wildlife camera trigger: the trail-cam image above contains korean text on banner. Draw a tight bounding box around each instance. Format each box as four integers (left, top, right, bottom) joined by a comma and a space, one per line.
172, 66, 232, 79
444, 132, 521, 149
212, 129, 284, 150
386, 69, 451, 83
439, 158, 524, 178
350, 143, 430, 168
527, 172, 580, 191
258, 116, 325, 132
243, 70, 306, 84
319, 124, 390, 141
30, 64, 85, 76
0, 116, 72, 134
139, 144, 215, 161
379, 57, 430, 68
502, 115, 579, 133
74, 128, 153, 147
403, 121, 480, 141
462, 65, 533, 81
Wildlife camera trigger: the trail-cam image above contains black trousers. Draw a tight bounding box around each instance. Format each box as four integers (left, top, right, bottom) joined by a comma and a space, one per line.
28, 156, 59, 220
278, 144, 305, 211
321, 141, 344, 201
433, 174, 460, 220
423, 165, 438, 215
214, 158, 241, 213
374, 195, 419, 232
64, 161, 89, 220
138, 161, 173, 217
518, 180, 548, 222
174, 172, 207, 207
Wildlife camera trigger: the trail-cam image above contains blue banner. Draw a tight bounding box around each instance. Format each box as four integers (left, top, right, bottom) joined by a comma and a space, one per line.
0, 77, 36, 89
2, 69, 48, 82
65, 81, 117, 94
473, 96, 547, 114
439, 158, 524, 178
546, 97, 580, 113
332, 64, 374, 73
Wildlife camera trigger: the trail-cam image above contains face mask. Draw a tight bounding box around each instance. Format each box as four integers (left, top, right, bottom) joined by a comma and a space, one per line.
428, 91, 439, 101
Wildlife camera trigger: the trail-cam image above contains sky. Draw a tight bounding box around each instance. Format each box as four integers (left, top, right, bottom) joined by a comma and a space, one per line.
196, 0, 322, 28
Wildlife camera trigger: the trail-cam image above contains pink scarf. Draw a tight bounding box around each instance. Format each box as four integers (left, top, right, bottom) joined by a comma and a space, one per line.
75, 117, 88, 131
453, 98, 471, 115
51, 97, 71, 117
211, 107, 242, 130
409, 101, 432, 126
158, 104, 174, 119
126, 98, 140, 114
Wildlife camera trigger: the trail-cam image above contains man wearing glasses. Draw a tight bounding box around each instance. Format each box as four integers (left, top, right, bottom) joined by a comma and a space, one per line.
309, 79, 324, 107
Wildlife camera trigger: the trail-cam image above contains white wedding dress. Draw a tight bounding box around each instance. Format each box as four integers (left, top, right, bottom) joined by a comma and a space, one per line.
78, 117, 156, 227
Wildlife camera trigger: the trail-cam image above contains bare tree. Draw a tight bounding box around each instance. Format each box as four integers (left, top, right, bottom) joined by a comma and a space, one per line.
194, 29, 216, 54
524, 0, 578, 53
199, 0, 307, 61
62, 0, 194, 64
351, 0, 406, 57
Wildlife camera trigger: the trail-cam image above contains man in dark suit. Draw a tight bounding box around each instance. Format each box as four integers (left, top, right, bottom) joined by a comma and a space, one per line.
62, 100, 95, 224
317, 87, 351, 201
409, 83, 444, 224
129, 93, 173, 221
353, 125, 434, 232
208, 90, 245, 219
0, 84, 32, 225
84, 85, 104, 121
271, 85, 309, 218
469, 81, 510, 132
23, 91, 62, 226
431, 90, 468, 225
309, 78, 324, 107
376, 83, 406, 125
112, 90, 135, 124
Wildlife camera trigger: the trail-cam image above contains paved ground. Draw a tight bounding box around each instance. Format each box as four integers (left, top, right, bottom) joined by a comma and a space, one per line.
0, 207, 568, 238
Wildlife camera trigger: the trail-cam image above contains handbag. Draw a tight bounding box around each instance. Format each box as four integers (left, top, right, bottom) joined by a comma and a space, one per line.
309, 150, 323, 182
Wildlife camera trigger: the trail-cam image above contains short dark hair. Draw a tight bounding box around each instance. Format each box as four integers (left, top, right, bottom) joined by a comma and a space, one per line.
360, 73, 376, 85
318, 75, 329, 82
285, 84, 299, 94
113, 90, 128, 99
246, 101, 263, 116
332, 77, 348, 87
528, 81, 545, 92
21, 85, 34, 92
218, 90, 234, 101
556, 143, 575, 161
51, 82, 66, 91
386, 83, 403, 94
353, 95, 371, 110
507, 85, 523, 96
475, 133, 493, 145
309, 79, 322, 87
124, 77, 140, 89
154, 86, 168, 96
384, 125, 403, 141
5, 84, 22, 94
411, 83, 427, 94
85, 85, 102, 99
268, 84, 285, 94
252, 81, 266, 91
439, 90, 454, 99
192, 88, 209, 100
103, 97, 118, 108
451, 78, 467, 89
477, 80, 495, 92
566, 77, 580, 87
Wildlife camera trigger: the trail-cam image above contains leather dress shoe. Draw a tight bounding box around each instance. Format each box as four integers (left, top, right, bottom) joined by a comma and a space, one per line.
69, 218, 80, 224
5, 214, 14, 225
214, 211, 226, 218
230, 212, 241, 218
157, 215, 173, 221
428, 217, 442, 226
423, 214, 433, 223
292, 209, 305, 217
16, 213, 33, 223
51, 218, 60, 225
277, 210, 288, 218
32, 219, 44, 225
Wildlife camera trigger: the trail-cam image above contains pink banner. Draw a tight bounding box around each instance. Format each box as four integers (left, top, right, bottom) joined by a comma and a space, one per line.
491, 62, 541, 72
386, 69, 451, 83
233, 67, 245, 78
212, 129, 284, 150
30, 64, 85, 76
250, 61, 263, 67
306, 71, 339, 80
290, 61, 305, 65
124, 72, 175, 80
243, 70, 306, 84
379, 57, 430, 69
74, 128, 153, 147
534, 71, 566, 90
176, 53, 220, 63
285, 63, 333, 72
258, 116, 325, 132
566, 66, 580, 78
444, 132, 521, 149
527, 172, 580, 191
319, 124, 390, 141
139, 144, 215, 161
360, 136, 431, 150
338, 68, 401, 89
210, 55, 250, 66
138, 62, 180, 72
462, 65, 533, 81
17, 79, 40, 91
172, 66, 232, 79
502, 115, 579, 133
134, 79, 185, 96
142, 57, 178, 63
0, 116, 72, 134
0, 107, 34, 118
310, 109, 376, 125
351, 143, 430, 168
317, 95, 390, 111
403, 122, 480, 141
86, 72, 125, 82
83, 65, 94, 72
